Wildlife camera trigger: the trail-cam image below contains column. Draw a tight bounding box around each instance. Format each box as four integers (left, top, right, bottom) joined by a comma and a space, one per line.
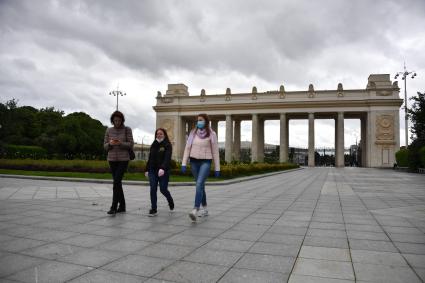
176, 116, 186, 161
211, 119, 218, 135
251, 114, 259, 162
308, 113, 315, 167
234, 119, 241, 161
280, 113, 288, 162
361, 115, 367, 167
258, 118, 264, 162
336, 112, 345, 167
225, 114, 233, 163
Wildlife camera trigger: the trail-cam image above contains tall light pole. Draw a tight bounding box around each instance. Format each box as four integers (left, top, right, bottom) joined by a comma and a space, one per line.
109, 86, 126, 111
394, 63, 417, 147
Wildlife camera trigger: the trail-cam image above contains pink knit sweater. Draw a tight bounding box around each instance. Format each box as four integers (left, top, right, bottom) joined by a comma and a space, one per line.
182, 130, 220, 171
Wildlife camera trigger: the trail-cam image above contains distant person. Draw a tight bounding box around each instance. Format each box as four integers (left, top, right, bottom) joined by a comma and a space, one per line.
181, 113, 220, 222
103, 111, 134, 215
144, 128, 175, 216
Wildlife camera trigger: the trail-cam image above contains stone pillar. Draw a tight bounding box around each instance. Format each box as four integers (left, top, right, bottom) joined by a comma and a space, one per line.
336, 112, 345, 167
225, 115, 233, 163
308, 113, 315, 167
234, 119, 241, 161
366, 111, 372, 167
251, 114, 259, 162
176, 116, 186, 161
361, 115, 367, 167
211, 120, 218, 136
280, 113, 288, 162
334, 117, 338, 166
258, 118, 264, 162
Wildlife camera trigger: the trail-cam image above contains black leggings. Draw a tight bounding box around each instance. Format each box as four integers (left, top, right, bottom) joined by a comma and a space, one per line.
109, 161, 128, 209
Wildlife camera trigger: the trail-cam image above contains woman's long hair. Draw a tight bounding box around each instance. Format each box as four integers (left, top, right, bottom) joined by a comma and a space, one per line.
155, 128, 170, 143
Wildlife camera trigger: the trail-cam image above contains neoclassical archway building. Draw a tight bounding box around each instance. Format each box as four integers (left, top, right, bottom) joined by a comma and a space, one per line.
153, 74, 402, 168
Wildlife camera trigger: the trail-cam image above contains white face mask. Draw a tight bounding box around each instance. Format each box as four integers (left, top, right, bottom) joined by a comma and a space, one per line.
156, 138, 164, 143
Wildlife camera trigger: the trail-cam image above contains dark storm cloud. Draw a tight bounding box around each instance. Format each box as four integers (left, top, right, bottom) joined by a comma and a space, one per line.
2, 0, 423, 79
1, 0, 424, 145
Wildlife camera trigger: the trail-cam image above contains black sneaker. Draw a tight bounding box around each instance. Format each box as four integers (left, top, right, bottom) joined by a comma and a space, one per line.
148, 208, 157, 217
117, 207, 126, 213
169, 201, 174, 212
107, 209, 116, 215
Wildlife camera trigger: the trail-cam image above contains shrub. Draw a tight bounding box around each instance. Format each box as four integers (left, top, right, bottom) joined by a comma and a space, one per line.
408, 138, 425, 171
0, 158, 298, 178
395, 148, 409, 167
419, 146, 425, 168
3, 144, 47, 159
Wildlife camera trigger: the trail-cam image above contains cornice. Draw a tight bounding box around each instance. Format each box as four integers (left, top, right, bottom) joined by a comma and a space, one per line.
153, 99, 403, 112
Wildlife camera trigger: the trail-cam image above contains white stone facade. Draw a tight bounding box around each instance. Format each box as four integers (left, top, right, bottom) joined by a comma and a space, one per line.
153, 75, 402, 168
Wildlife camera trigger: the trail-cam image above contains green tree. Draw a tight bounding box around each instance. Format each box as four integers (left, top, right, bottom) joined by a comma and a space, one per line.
409, 92, 425, 140
407, 92, 425, 170
0, 99, 107, 159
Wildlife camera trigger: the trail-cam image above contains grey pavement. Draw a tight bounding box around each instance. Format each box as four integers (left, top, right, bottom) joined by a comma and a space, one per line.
0, 168, 424, 282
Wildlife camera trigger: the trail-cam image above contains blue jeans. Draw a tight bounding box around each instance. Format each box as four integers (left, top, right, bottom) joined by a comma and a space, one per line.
190, 158, 211, 208
148, 169, 173, 210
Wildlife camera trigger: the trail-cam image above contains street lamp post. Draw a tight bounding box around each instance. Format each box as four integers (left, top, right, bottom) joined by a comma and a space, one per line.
109, 87, 126, 111
394, 63, 417, 147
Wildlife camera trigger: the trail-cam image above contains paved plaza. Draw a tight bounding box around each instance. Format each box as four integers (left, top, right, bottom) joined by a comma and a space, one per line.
0, 168, 424, 282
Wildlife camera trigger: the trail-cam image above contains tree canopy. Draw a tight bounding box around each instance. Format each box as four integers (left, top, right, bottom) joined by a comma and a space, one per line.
0, 99, 107, 159
409, 91, 425, 141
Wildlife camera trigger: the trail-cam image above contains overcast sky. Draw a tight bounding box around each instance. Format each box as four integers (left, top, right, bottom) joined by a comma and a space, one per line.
1, 0, 424, 148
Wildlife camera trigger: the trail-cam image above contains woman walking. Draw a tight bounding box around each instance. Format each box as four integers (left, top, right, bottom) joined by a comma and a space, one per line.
144, 128, 175, 216
103, 111, 134, 215
181, 113, 220, 221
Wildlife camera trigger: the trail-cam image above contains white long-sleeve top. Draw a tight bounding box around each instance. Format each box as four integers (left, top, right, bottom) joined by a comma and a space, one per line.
182, 130, 220, 172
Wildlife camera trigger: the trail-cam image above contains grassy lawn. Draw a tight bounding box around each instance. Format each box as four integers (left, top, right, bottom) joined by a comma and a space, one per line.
0, 169, 222, 182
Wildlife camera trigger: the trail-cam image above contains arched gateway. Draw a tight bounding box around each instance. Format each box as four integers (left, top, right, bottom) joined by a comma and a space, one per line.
153, 74, 402, 168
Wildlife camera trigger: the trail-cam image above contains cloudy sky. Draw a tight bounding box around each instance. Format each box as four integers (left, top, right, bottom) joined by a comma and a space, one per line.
1, 0, 424, 148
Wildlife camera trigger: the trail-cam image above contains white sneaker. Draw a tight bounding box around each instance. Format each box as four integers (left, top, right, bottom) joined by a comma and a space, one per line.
199, 208, 208, 217
189, 209, 198, 221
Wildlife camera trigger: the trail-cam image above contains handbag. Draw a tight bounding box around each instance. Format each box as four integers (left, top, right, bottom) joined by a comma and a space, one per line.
125, 127, 136, 160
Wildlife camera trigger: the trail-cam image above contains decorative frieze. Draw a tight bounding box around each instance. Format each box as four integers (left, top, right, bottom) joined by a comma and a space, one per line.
376, 114, 395, 144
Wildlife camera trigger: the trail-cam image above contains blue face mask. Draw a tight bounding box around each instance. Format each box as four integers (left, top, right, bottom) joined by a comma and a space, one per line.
197, 121, 205, 129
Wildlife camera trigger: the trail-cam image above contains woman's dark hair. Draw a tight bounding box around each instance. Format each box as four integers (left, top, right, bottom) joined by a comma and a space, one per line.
110, 111, 125, 125
155, 128, 170, 142
195, 113, 211, 137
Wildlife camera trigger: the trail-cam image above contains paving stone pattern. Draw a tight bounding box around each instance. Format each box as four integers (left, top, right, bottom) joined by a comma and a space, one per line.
0, 167, 424, 282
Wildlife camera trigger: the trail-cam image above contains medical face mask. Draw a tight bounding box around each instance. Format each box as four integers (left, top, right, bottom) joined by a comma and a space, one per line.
196, 121, 205, 129
156, 138, 164, 143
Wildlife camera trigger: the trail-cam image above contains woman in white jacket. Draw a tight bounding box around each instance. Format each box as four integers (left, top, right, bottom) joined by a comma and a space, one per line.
181, 113, 220, 221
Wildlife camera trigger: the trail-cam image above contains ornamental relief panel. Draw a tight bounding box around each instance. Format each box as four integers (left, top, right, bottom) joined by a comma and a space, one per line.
159, 119, 175, 143
376, 114, 394, 141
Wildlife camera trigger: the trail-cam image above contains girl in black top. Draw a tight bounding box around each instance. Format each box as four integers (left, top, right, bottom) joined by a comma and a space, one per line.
144, 128, 174, 216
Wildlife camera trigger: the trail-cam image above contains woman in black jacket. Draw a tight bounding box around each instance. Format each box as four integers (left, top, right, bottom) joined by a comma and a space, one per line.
144, 128, 175, 216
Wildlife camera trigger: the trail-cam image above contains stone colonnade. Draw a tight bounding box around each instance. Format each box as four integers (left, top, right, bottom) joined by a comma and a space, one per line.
176, 112, 362, 167
154, 74, 402, 168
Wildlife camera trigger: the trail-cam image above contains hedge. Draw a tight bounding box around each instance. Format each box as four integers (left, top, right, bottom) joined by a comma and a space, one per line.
420, 146, 425, 168
2, 144, 47, 159
0, 159, 298, 178
395, 149, 409, 167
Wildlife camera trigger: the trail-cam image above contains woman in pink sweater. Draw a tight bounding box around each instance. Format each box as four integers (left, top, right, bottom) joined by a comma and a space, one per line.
181, 113, 220, 221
